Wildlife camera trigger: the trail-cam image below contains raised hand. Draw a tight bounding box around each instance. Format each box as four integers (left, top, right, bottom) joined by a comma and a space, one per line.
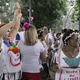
50, 58, 59, 72
13, 2, 22, 22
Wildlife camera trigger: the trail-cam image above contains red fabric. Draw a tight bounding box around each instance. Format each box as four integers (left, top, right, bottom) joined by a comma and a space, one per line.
19, 72, 40, 80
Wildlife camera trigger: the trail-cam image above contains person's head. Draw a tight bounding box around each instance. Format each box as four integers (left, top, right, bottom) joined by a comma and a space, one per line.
62, 29, 79, 47
56, 33, 61, 40
23, 22, 38, 46
61, 28, 67, 34
38, 30, 45, 41
43, 26, 49, 34
0, 23, 11, 40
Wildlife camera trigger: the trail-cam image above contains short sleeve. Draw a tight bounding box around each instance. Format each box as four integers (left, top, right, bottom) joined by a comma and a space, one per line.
38, 41, 45, 53
16, 33, 20, 41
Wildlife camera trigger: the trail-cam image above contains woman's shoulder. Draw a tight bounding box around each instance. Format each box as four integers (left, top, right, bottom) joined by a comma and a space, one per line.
34, 40, 44, 48
17, 40, 24, 47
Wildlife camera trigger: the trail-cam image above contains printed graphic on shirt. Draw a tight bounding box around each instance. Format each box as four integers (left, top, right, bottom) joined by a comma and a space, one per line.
63, 57, 80, 68
7, 50, 21, 66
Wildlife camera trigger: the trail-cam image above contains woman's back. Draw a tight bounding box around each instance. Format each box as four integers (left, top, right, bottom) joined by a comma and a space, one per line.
17, 40, 44, 73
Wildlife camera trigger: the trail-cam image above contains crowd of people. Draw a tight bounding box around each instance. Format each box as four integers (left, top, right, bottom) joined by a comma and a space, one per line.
0, 2, 80, 80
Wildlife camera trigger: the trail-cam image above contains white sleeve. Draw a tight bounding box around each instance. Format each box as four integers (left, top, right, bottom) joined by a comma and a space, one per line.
39, 41, 45, 53
17, 40, 22, 49
48, 33, 53, 40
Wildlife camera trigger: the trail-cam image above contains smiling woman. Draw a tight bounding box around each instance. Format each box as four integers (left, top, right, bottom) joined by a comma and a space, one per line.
50, 29, 80, 80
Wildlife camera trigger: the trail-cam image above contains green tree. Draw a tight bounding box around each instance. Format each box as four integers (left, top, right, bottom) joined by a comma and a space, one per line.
20, 0, 67, 30
0, 0, 67, 32
70, 0, 80, 23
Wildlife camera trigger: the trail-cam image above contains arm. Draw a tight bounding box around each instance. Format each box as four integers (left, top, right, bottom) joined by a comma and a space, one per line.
40, 50, 46, 62
49, 39, 52, 48
9, 14, 21, 40
0, 2, 21, 40
9, 2, 21, 40
0, 21, 15, 38
50, 58, 59, 72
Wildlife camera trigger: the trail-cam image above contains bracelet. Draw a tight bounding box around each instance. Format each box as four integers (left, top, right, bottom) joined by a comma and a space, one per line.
0, 49, 2, 52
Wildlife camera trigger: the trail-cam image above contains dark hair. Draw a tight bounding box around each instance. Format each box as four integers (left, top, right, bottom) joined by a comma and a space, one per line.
37, 30, 43, 38
62, 29, 67, 33
75, 30, 79, 33
62, 29, 75, 45
43, 26, 49, 31
56, 33, 61, 37
20, 22, 24, 28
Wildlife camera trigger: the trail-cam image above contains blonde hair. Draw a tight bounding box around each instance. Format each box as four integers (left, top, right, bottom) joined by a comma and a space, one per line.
24, 25, 38, 45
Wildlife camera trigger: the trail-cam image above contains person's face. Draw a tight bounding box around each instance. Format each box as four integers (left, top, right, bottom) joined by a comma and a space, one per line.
3, 29, 11, 41
41, 33, 45, 41
68, 34, 79, 47
57, 34, 61, 40
43, 27, 48, 34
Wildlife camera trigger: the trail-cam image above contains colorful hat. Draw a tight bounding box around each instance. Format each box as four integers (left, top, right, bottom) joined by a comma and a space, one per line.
0, 22, 6, 28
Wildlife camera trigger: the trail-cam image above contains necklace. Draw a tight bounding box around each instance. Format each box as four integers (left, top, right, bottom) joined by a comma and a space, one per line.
40, 39, 45, 48
3, 39, 19, 54
62, 46, 79, 58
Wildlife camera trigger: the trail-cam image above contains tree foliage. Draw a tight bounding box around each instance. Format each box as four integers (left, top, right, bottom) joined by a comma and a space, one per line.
0, 0, 67, 31
20, 0, 67, 30
70, 0, 80, 23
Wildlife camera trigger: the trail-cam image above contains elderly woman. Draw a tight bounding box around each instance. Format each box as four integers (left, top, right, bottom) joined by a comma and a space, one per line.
50, 29, 80, 80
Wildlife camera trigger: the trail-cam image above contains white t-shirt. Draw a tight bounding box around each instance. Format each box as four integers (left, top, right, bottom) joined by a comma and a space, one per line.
53, 49, 80, 80
1, 41, 21, 73
18, 31, 24, 41
0, 49, 4, 75
45, 33, 53, 49
17, 40, 45, 73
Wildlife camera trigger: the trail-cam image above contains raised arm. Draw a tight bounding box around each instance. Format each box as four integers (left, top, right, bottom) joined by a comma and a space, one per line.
9, 8, 21, 40
0, 20, 15, 38
0, 2, 21, 40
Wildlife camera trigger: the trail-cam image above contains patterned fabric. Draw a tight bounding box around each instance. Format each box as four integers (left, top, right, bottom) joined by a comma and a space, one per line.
2, 70, 22, 80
